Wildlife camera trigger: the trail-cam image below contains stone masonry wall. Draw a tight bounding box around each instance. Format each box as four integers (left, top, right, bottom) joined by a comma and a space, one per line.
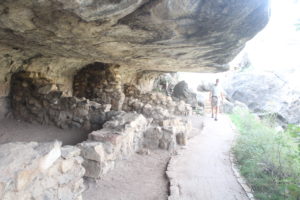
0, 141, 85, 200
77, 112, 192, 178
123, 84, 193, 117
73, 63, 125, 111
122, 84, 193, 152
77, 112, 150, 178
0, 97, 8, 120
10, 71, 113, 131
143, 118, 192, 152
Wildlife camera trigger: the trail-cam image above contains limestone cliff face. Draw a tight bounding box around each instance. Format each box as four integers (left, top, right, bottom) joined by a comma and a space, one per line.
0, 0, 269, 70
0, 0, 269, 103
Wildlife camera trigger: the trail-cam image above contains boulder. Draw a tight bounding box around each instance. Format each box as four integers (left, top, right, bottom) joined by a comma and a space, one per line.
172, 81, 198, 108
225, 72, 300, 124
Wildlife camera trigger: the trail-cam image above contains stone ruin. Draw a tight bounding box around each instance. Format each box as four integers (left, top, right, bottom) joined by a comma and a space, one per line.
78, 112, 150, 178
123, 83, 193, 118
1, 64, 194, 197
10, 71, 116, 131
0, 0, 270, 198
78, 112, 191, 178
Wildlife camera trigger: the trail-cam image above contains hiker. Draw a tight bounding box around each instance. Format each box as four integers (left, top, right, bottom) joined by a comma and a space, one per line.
210, 79, 224, 121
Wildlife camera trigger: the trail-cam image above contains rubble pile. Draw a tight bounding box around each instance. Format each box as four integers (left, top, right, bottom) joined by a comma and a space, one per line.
0, 141, 85, 200
73, 63, 125, 111
10, 71, 114, 130
77, 112, 150, 178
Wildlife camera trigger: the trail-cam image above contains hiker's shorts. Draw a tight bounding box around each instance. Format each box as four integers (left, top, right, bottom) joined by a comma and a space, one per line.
211, 96, 219, 107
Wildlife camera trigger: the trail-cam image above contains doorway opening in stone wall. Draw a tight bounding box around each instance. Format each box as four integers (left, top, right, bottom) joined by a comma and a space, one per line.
73, 62, 124, 111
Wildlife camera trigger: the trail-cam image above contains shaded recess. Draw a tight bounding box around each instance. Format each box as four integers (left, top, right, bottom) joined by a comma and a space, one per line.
73, 62, 125, 110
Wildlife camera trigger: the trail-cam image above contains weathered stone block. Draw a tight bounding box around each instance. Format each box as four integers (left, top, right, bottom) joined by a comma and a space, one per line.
82, 159, 114, 178
77, 142, 105, 162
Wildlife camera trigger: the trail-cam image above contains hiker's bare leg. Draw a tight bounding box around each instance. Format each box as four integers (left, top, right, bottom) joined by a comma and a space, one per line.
211, 102, 214, 118
215, 106, 219, 120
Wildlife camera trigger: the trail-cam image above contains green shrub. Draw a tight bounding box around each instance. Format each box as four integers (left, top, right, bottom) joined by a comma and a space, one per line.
230, 108, 300, 200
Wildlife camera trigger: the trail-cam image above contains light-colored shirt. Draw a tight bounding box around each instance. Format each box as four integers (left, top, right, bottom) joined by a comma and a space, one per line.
211, 84, 223, 98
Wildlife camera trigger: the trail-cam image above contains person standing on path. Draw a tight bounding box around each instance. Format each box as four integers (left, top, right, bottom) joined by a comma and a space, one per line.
210, 79, 224, 121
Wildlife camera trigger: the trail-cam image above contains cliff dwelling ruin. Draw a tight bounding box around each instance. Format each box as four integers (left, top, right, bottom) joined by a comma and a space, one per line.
0, 0, 270, 199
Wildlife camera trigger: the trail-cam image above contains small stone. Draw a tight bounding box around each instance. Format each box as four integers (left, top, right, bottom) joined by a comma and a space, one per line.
102, 104, 111, 112
61, 159, 74, 173
38, 84, 58, 94
61, 146, 81, 159
77, 142, 105, 162
22, 81, 28, 87
71, 120, 82, 128
137, 148, 151, 155
176, 133, 187, 145
82, 159, 102, 178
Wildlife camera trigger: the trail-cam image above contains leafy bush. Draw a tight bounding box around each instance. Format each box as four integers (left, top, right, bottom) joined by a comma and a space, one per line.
230, 108, 300, 200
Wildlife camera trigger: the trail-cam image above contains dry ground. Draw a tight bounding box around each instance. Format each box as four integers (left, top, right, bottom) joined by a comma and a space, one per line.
0, 118, 88, 145
83, 150, 170, 200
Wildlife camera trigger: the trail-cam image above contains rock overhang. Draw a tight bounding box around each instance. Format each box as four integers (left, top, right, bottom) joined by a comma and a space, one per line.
0, 0, 270, 74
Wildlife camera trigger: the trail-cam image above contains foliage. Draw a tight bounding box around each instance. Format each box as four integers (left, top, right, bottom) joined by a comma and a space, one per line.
230, 108, 300, 200
286, 124, 300, 150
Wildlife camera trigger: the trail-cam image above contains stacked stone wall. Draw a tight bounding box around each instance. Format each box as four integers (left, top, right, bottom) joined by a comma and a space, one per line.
0, 141, 85, 200
78, 112, 150, 178
123, 84, 192, 117
10, 71, 113, 131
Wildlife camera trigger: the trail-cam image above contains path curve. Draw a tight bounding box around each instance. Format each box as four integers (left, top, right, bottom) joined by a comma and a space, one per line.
167, 115, 248, 200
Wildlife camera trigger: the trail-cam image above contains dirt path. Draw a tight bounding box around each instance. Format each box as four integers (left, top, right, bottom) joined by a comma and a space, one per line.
83, 150, 170, 200
167, 115, 248, 200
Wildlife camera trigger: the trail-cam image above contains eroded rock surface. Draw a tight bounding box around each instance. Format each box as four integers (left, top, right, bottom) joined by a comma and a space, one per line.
0, 0, 269, 81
